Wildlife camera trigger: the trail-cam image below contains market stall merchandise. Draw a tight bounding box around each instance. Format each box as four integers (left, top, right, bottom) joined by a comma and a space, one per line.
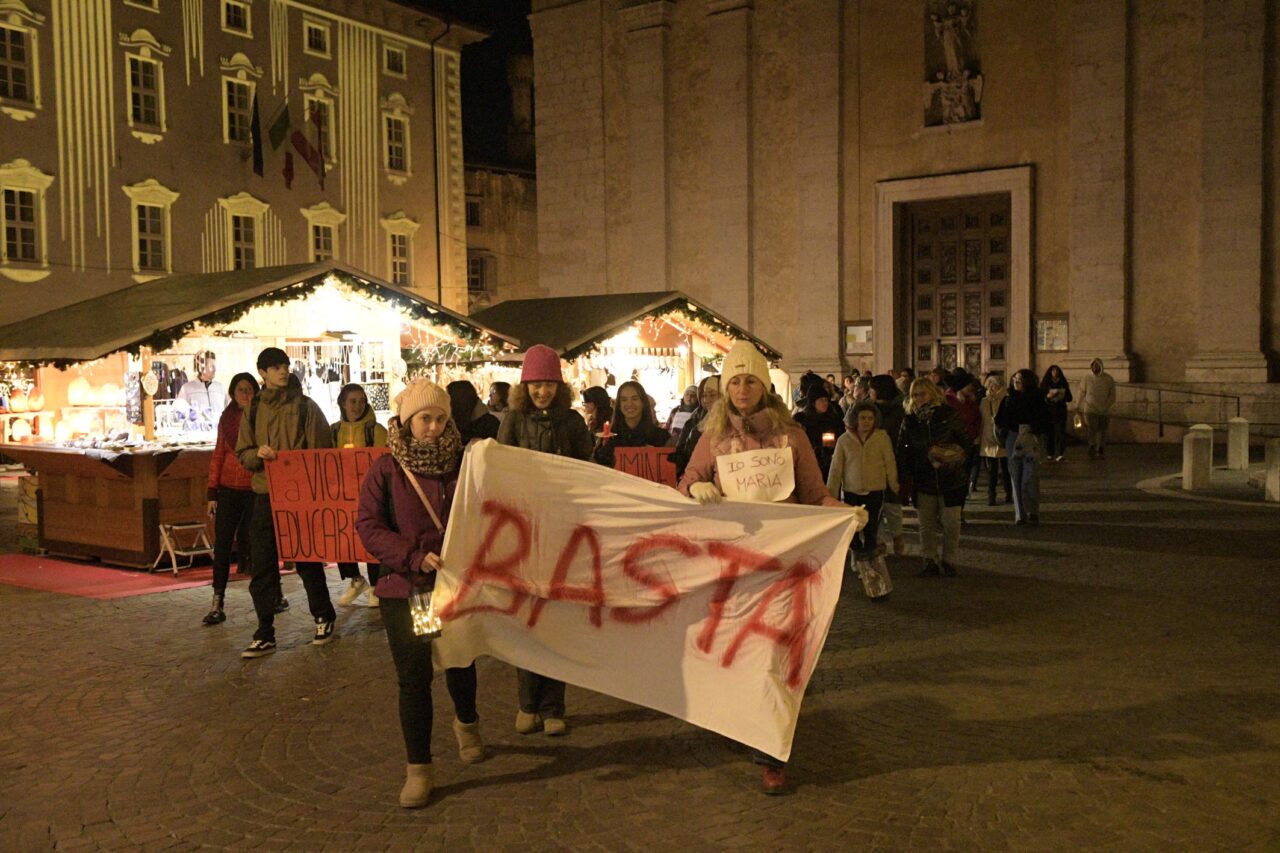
0, 263, 516, 566
472, 292, 782, 421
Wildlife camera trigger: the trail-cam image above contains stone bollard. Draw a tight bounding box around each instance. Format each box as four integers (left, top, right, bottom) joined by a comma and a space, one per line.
1182, 431, 1212, 491
1266, 438, 1280, 503
1227, 417, 1249, 470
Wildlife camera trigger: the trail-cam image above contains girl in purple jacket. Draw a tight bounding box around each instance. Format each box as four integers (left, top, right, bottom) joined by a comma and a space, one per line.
355, 379, 483, 809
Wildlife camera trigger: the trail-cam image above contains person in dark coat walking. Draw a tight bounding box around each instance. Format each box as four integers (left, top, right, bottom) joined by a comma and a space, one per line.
1040, 365, 1073, 461
793, 384, 846, 479
996, 368, 1053, 525
670, 375, 720, 479
869, 374, 907, 555
593, 380, 670, 468
448, 380, 500, 445
356, 380, 483, 808
496, 344, 593, 736
896, 378, 972, 576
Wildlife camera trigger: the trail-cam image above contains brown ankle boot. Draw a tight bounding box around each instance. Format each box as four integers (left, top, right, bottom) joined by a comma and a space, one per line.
452, 718, 485, 763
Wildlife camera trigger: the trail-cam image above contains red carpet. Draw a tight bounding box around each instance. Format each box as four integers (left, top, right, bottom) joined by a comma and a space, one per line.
0, 554, 252, 599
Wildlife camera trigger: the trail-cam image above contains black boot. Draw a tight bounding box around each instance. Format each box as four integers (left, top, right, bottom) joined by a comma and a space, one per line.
202, 593, 226, 625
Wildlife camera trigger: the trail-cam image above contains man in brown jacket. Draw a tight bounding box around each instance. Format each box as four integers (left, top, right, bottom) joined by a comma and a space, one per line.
235, 347, 336, 658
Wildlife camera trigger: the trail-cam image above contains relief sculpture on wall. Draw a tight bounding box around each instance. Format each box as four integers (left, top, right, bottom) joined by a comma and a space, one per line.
923, 1, 983, 126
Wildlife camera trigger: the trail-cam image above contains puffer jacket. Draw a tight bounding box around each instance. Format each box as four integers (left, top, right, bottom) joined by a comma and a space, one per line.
896, 403, 972, 499
593, 419, 670, 468
207, 402, 254, 498
355, 453, 457, 599
235, 382, 333, 494
677, 409, 843, 508
496, 405, 593, 460
331, 404, 388, 449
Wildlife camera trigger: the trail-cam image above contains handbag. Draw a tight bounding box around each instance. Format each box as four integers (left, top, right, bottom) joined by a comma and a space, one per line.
1012, 425, 1041, 461
399, 460, 446, 639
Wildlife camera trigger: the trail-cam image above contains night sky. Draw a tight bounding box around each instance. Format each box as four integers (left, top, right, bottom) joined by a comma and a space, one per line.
406, 0, 534, 168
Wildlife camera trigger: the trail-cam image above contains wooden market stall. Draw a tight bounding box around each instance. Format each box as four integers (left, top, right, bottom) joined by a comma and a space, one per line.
472, 291, 783, 419
0, 263, 516, 567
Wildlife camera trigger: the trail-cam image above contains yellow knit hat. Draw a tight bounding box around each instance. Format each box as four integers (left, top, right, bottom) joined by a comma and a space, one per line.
721, 340, 771, 388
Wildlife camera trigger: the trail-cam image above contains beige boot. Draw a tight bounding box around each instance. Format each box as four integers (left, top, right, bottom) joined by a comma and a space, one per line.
515, 710, 540, 734
452, 718, 485, 764
399, 763, 432, 808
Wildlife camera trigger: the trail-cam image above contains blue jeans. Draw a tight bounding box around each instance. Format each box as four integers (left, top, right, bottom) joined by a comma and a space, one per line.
1005, 434, 1041, 521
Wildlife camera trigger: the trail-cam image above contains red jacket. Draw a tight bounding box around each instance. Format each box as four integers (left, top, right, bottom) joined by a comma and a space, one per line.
208, 403, 254, 497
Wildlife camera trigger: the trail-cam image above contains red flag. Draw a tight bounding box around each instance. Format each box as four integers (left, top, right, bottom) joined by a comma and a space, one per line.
282, 151, 295, 190
290, 130, 324, 190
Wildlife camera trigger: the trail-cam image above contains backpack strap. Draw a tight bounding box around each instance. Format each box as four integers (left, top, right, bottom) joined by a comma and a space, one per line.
365, 421, 376, 447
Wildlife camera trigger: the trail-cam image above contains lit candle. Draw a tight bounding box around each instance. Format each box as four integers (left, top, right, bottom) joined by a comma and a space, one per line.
822, 432, 836, 448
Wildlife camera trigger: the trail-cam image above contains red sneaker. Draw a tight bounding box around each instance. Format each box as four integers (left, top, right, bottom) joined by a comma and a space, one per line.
761, 766, 787, 795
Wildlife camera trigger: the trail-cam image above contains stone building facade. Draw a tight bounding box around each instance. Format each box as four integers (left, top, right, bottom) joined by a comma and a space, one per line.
0, 0, 483, 325
527, 0, 1279, 387
464, 162, 540, 313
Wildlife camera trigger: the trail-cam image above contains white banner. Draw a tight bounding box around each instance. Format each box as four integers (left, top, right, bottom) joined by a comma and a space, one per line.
432, 440, 861, 761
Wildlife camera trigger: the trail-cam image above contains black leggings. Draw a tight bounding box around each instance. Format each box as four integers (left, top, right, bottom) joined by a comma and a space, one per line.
381, 595, 478, 764
842, 491, 884, 553
211, 486, 254, 595
338, 562, 381, 585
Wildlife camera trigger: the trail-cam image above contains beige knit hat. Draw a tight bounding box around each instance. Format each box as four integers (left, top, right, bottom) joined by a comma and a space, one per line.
721, 340, 771, 388
395, 379, 451, 422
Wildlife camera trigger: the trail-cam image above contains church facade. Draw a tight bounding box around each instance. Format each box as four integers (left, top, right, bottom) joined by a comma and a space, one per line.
527, 0, 1278, 387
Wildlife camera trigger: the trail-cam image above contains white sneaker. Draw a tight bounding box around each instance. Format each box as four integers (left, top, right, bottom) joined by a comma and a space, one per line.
366, 589, 380, 607
337, 577, 370, 606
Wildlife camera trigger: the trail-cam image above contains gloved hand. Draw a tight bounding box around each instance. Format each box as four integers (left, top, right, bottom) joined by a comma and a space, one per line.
847, 505, 869, 530
689, 482, 724, 505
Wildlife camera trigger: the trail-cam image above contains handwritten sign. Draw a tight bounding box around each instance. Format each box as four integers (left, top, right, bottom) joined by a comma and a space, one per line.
433, 440, 862, 761
715, 446, 795, 503
669, 411, 693, 432
265, 448, 388, 562
614, 446, 678, 488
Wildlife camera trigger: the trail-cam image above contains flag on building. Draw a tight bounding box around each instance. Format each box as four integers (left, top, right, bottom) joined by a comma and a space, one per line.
283, 151, 295, 190
250, 94, 264, 177
290, 131, 324, 190
267, 101, 290, 151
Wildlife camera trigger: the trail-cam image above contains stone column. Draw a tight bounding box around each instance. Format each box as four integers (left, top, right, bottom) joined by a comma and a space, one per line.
620, 2, 674, 294
1184, 0, 1268, 383
1063, 0, 1133, 382
703, 0, 753, 329
785, 0, 842, 377
529, 0, 607, 296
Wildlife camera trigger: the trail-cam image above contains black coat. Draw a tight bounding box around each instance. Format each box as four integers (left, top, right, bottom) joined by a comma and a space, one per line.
496, 406, 594, 460
794, 405, 846, 478
995, 390, 1053, 439
593, 420, 670, 468
670, 406, 708, 478
896, 404, 972, 499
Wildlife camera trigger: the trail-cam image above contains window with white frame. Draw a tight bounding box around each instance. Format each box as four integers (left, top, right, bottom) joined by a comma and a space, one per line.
224, 78, 252, 143
300, 202, 345, 264
304, 95, 333, 163
303, 20, 329, 58
136, 204, 164, 271
0, 159, 53, 279
0, 2, 46, 119
311, 223, 333, 262
122, 179, 178, 279
384, 114, 407, 173
231, 214, 255, 269
389, 233, 409, 285
128, 56, 161, 129
124, 0, 160, 11
3, 188, 37, 263
383, 43, 406, 77
222, 0, 251, 37
0, 26, 32, 104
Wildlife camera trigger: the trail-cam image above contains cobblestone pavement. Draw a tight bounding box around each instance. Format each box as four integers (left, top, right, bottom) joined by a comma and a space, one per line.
0, 445, 1277, 851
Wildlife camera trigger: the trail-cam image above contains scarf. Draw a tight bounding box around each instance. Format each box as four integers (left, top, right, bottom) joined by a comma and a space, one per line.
387, 417, 463, 476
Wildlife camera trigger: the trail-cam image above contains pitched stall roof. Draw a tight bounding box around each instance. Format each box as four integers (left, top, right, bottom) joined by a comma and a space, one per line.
472, 291, 782, 361
0, 263, 517, 365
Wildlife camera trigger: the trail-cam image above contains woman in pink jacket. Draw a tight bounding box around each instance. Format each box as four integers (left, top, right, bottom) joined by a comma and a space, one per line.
677, 341, 844, 796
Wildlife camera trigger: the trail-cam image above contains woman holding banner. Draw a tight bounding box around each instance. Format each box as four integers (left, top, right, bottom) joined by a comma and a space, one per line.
677, 340, 848, 796
356, 379, 484, 809
332, 383, 387, 608
592, 380, 670, 469
496, 344, 594, 737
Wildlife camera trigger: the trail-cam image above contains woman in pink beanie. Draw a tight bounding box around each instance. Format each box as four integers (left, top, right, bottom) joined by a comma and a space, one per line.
495, 343, 593, 736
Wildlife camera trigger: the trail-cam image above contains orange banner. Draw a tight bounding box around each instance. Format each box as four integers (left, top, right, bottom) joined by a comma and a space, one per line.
614, 446, 678, 488
265, 448, 388, 562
